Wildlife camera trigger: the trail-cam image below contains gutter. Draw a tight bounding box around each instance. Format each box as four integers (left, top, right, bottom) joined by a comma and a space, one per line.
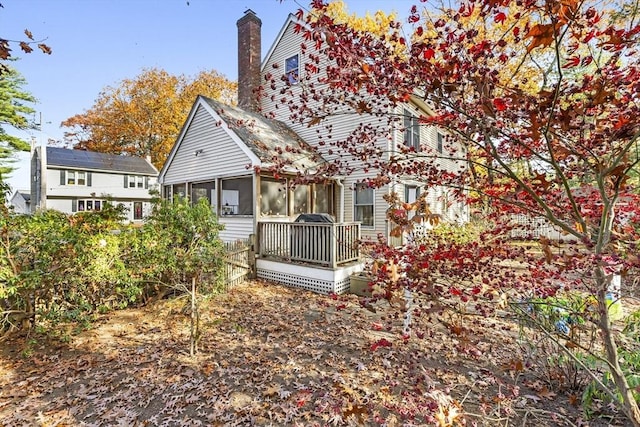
336, 177, 345, 223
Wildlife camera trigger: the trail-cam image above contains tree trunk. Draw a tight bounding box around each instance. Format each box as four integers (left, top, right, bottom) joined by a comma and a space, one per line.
190, 277, 196, 357
596, 272, 640, 426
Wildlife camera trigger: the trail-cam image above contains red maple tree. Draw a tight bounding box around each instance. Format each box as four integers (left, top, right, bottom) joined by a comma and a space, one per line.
266, 0, 640, 423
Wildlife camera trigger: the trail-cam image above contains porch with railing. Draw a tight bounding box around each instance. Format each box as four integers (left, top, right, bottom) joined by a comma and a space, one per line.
257, 221, 361, 269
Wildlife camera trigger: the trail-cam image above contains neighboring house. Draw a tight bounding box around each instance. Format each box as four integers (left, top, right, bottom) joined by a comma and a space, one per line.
159, 10, 467, 293
31, 146, 158, 223
9, 190, 30, 214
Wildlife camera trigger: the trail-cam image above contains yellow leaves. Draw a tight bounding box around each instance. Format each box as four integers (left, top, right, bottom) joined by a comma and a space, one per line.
323, 0, 397, 35
61, 68, 236, 169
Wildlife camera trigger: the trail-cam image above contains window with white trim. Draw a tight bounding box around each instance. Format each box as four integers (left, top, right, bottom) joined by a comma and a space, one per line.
354, 183, 374, 227
437, 132, 444, 154
125, 175, 148, 189
403, 109, 420, 151
405, 186, 421, 220
73, 199, 103, 212
60, 170, 91, 186
285, 54, 299, 84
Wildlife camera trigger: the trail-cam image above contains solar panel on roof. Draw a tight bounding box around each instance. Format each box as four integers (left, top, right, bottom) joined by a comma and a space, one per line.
46, 147, 157, 174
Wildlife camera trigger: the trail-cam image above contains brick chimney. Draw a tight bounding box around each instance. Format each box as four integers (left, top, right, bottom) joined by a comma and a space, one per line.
237, 9, 262, 111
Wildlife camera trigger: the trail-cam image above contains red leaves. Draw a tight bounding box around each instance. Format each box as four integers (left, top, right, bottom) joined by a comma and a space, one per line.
494, 12, 507, 24
493, 97, 508, 111
563, 55, 581, 68
423, 48, 435, 60
370, 338, 393, 351
450, 287, 463, 296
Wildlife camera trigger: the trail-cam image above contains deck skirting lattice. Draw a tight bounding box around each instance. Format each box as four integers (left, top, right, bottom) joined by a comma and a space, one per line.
257, 268, 351, 295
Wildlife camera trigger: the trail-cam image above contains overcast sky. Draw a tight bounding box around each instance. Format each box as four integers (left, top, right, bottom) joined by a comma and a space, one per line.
2, 0, 419, 192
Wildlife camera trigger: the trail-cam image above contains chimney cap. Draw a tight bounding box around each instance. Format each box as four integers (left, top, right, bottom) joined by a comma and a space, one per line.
243, 8, 256, 15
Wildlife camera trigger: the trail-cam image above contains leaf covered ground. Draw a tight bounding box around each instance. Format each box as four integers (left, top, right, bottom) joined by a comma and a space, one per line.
0, 280, 619, 426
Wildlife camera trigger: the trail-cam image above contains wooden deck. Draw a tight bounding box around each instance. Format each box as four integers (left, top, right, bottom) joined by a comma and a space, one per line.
257, 221, 361, 269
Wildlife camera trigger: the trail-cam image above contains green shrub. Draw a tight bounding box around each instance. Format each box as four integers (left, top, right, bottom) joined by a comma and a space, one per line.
0, 197, 225, 336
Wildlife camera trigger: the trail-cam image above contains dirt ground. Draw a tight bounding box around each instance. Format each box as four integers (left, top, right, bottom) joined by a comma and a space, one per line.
0, 280, 630, 426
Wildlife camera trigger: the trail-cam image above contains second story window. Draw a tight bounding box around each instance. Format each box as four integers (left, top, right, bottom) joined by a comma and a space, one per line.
403, 109, 420, 152
437, 132, 444, 154
124, 175, 148, 189
285, 54, 299, 84
60, 170, 91, 186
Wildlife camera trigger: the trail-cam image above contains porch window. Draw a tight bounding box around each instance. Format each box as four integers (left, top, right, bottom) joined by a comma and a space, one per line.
313, 183, 333, 214
260, 178, 287, 216
221, 177, 253, 216
293, 184, 310, 214
163, 185, 172, 199
404, 109, 420, 151
172, 184, 186, 200
285, 54, 299, 84
191, 181, 216, 207
354, 183, 374, 227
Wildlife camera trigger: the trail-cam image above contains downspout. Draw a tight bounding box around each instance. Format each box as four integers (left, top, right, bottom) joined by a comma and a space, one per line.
336, 177, 345, 223
387, 113, 398, 243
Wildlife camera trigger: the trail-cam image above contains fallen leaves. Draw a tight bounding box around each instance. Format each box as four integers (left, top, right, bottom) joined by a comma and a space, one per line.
0, 281, 586, 426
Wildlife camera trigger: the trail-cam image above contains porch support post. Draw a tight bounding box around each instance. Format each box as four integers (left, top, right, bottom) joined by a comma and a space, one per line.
331, 222, 338, 269
248, 233, 257, 279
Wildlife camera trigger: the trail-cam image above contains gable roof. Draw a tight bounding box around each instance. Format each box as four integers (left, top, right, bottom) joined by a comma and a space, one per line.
46, 147, 158, 175
160, 95, 323, 180
261, 13, 299, 73
10, 190, 30, 202
200, 96, 322, 170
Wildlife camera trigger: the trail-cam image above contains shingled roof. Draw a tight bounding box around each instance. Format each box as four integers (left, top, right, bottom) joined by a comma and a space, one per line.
46, 147, 158, 175
200, 96, 324, 171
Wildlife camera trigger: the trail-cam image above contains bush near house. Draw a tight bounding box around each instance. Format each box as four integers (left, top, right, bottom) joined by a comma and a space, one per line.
0, 198, 225, 338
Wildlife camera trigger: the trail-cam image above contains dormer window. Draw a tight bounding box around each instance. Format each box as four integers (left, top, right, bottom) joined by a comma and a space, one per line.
285, 54, 299, 84
403, 109, 420, 151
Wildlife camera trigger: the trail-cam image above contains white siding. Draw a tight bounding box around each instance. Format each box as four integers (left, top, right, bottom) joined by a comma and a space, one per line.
45, 168, 156, 200
219, 216, 254, 242
260, 17, 468, 241
261, 20, 394, 240
163, 105, 253, 184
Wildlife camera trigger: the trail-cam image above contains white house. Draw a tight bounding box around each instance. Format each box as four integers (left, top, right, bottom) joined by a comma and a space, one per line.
31, 146, 158, 223
158, 10, 468, 293
8, 190, 30, 214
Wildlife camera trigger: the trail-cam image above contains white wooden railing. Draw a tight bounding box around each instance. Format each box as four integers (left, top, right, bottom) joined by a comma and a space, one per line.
257, 221, 361, 268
